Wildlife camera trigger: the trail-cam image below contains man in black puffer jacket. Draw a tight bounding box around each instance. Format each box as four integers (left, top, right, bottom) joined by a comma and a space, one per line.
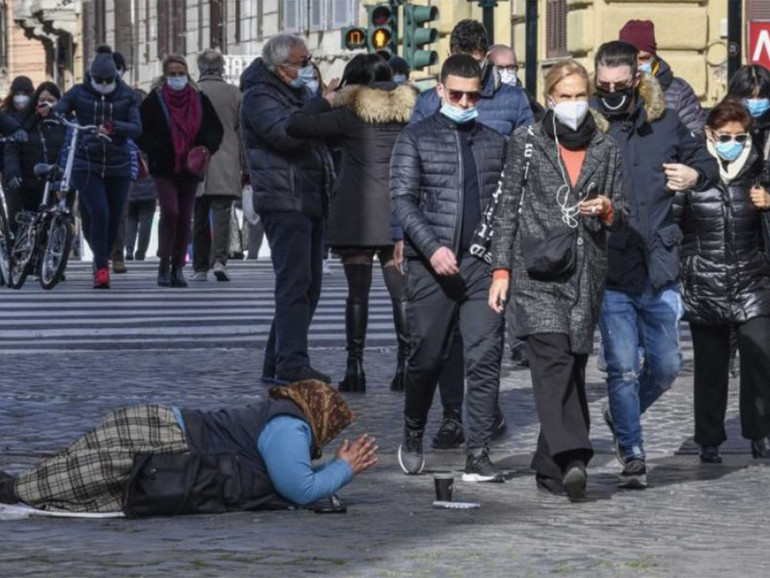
391, 55, 507, 483
240, 35, 330, 385
619, 20, 707, 134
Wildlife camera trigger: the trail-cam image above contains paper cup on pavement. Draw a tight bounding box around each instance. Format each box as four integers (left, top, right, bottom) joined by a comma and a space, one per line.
434, 473, 454, 502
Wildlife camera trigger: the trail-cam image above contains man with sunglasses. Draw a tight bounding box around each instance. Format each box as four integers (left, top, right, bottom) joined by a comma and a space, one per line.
592, 41, 718, 489
392, 54, 507, 482
619, 20, 706, 135
240, 35, 331, 385
408, 19, 534, 454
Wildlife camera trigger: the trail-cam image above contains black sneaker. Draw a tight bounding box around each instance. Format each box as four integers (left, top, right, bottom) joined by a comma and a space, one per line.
562, 462, 587, 501
603, 405, 624, 466
510, 344, 529, 368
618, 458, 647, 489
398, 429, 425, 475
275, 366, 331, 384
432, 410, 464, 449
535, 474, 565, 496
462, 449, 504, 483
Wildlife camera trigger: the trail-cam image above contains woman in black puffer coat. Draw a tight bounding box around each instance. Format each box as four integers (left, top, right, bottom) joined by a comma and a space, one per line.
676, 99, 770, 463
3, 82, 67, 225
286, 54, 417, 393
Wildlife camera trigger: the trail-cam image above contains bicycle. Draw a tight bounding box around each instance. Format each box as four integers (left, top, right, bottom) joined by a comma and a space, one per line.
4, 113, 109, 290
0, 132, 29, 287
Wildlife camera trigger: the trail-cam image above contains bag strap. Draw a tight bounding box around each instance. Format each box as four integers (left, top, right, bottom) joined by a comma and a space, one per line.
516, 126, 535, 214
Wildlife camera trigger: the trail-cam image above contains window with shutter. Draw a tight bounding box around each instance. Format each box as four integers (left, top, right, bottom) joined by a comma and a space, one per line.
0, 2, 9, 70
172, 0, 187, 55
309, 0, 326, 32
546, 0, 568, 59
330, 0, 356, 29
114, 5, 133, 69
211, 0, 226, 50
748, 0, 770, 20
94, 0, 106, 45
282, 0, 301, 33
157, 1, 170, 58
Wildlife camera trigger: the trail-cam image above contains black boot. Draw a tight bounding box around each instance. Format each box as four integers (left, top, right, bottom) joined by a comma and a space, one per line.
338, 300, 368, 393
157, 258, 171, 287
390, 298, 409, 392
170, 266, 188, 288
0, 471, 19, 504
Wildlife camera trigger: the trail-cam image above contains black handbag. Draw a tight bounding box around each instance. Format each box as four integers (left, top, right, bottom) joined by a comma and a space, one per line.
520, 227, 578, 281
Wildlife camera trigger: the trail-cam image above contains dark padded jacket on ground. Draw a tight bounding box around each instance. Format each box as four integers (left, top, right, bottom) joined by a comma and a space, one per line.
55, 75, 142, 178
136, 88, 224, 182
656, 58, 707, 134
675, 147, 770, 325
240, 58, 326, 219
489, 114, 628, 353
410, 65, 533, 138
593, 75, 719, 294
390, 112, 507, 261
287, 82, 416, 248
3, 113, 67, 198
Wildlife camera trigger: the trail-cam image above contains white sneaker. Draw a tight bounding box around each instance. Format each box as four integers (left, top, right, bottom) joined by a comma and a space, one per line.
190, 271, 208, 282
323, 260, 333, 275
213, 261, 230, 281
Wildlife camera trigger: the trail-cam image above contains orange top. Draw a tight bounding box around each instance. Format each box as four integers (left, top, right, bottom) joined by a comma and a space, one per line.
559, 146, 586, 187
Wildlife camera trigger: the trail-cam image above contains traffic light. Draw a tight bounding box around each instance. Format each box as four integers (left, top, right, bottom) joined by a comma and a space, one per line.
367, 4, 398, 60
404, 4, 440, 71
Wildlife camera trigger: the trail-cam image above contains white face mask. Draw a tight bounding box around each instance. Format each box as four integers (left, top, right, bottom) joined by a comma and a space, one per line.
91, 80, 117, 95
499, 70, 518, 87
13, 94, 31, 110
551, 100, 589, 131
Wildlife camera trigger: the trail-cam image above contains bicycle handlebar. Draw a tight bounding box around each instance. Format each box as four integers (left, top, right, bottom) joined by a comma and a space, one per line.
43, 112, 111, 142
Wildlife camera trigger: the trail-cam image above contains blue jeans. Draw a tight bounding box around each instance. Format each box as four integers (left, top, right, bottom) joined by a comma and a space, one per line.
599, 282, 683, 461
261, 212, 324, 376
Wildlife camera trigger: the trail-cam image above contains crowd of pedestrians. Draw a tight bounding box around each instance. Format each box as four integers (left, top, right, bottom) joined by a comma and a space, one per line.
2, 15, 770, 510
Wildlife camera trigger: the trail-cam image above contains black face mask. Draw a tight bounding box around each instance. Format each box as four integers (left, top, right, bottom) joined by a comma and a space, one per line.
596, 86, 635, 116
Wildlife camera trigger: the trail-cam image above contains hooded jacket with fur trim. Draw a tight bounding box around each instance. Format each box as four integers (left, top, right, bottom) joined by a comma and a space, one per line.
592, 75, 718, 294
286, 82, 417, 248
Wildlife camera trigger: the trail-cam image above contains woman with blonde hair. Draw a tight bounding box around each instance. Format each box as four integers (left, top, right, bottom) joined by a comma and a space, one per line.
137, 54, 223, 287
487, 60, 627, 499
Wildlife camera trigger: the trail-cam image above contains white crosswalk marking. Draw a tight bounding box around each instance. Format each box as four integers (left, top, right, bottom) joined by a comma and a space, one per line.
0, 260, 397, 353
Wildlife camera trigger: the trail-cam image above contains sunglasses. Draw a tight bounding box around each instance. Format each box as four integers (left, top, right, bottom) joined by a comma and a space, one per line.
712, 131, 750, 144
596, 83, 633, 93
284, 55, 313, 68
446, 89, 481, 104
92, 76, 114, 85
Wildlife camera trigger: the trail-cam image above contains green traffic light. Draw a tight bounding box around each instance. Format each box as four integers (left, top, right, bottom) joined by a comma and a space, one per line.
404, 4, 440, 71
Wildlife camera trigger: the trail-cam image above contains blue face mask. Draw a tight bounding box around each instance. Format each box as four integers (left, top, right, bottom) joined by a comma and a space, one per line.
714, 140, 745, 162
440, 103, 478, 124
290, 65, 316, 89
744, 98, 770, 118
167, 76, 189, 91
393, 74, 407, 85
639, 63, 652, 75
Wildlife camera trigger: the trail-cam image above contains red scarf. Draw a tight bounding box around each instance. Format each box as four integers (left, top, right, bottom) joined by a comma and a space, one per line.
161, 83, 202, 174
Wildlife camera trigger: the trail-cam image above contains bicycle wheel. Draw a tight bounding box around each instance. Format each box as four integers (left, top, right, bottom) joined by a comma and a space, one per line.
0, 191, 11, 287
8, 221, 36, 290
39, 213, 73, 290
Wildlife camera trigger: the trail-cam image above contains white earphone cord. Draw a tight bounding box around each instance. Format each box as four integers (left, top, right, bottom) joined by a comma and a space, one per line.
552, 113, 585, 229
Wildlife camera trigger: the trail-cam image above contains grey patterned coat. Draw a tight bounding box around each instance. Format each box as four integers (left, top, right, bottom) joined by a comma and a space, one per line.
490, 115, 627, 353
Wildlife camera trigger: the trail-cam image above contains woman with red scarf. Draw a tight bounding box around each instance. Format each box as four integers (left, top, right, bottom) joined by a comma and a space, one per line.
137, 54, 223, 287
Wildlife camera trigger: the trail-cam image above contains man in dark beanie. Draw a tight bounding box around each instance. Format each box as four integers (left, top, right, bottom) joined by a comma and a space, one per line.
619, 19, 706, 134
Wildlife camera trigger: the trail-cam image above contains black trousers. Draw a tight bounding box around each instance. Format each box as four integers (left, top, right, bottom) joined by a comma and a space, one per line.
125, 199, 156, 260
690, 316, 770, 445
403, 256, 504, 452
527, 333, 592, 480
193, 196, 234, 271
261, 212, 324, 375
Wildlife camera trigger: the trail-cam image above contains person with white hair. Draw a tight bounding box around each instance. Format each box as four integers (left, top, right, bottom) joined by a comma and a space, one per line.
239, 35, 332, 385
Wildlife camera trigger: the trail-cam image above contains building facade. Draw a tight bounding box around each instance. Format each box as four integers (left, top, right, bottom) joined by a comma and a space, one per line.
0, 1, 761, 106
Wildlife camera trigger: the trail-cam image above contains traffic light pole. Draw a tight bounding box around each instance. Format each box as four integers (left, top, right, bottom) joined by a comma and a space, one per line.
478, 0, 497, 45
727, 0, 742, 83
525, 0, 538, 94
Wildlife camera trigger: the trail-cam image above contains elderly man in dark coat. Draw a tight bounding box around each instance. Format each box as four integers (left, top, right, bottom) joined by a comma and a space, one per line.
240, 35, 330, 385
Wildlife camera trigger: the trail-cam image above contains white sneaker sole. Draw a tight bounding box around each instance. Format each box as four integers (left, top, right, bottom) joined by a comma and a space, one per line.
461, 473, 504, 483
618, 474, 647, 489
397, 445, 424, 475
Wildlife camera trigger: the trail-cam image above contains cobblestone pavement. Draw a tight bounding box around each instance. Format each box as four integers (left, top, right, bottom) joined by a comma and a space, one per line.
1, 265, 769, 577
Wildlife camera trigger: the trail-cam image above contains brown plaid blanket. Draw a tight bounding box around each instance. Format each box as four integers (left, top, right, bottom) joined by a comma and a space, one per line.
15, 405, 188, 512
